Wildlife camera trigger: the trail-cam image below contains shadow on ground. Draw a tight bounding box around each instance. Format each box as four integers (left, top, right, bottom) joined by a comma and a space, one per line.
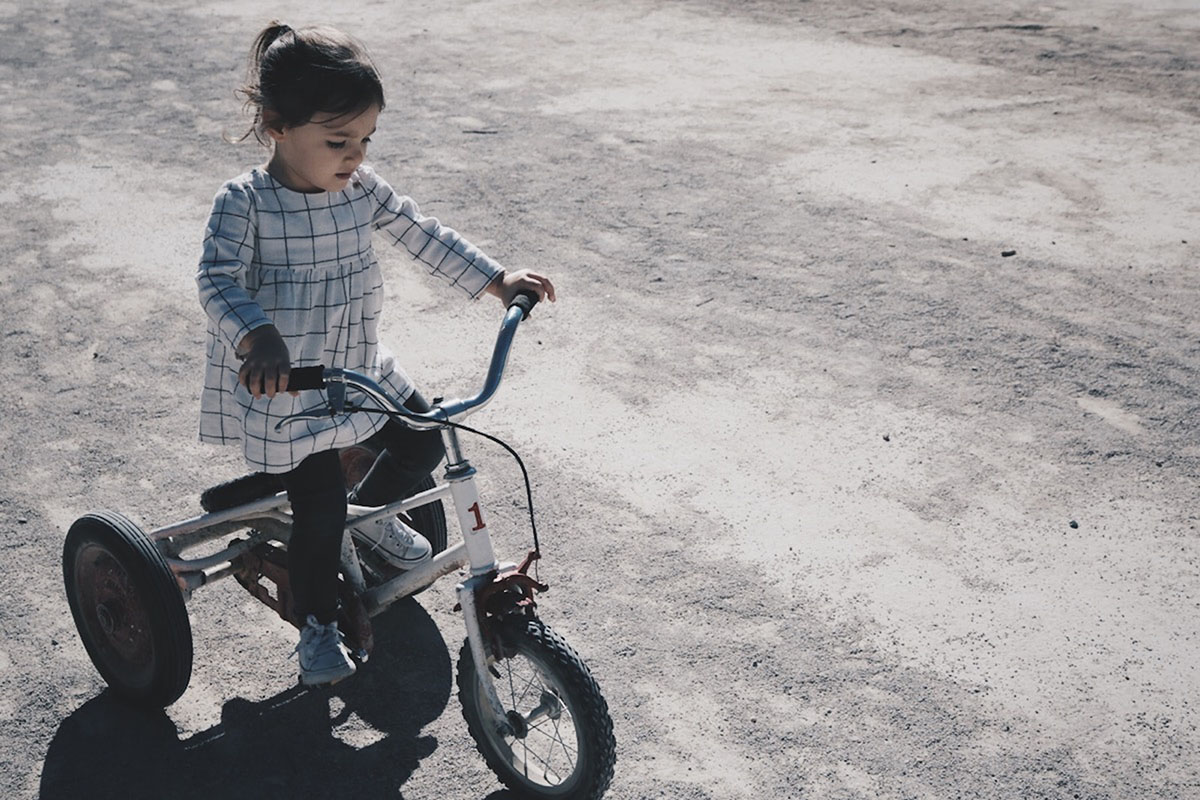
39, 599, 462, 800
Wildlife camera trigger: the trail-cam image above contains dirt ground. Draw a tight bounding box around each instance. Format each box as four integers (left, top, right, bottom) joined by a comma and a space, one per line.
1, 0, 1198, 797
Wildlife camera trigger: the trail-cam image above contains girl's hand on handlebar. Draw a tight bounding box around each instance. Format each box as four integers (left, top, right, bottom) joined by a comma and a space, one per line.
235, 325, 295, 399
487, 269, 557, 306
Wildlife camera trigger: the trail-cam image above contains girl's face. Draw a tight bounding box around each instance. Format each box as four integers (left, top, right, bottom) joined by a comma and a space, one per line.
265, 103, 380, 193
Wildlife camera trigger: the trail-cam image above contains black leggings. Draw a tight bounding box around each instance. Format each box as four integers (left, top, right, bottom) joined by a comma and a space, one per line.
278, 390, 444, 623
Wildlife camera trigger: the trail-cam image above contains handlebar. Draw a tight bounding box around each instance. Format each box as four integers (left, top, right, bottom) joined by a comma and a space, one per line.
277, 291, 541, 430
286, 366, 326, 392
510, 290, 538, 321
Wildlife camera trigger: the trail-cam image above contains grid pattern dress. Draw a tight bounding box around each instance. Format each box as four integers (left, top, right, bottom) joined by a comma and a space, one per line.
197, 164, 503, 473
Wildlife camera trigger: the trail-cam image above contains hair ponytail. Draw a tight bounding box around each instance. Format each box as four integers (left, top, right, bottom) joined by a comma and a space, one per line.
236, 22, 384, 145
249, 22, 293, 76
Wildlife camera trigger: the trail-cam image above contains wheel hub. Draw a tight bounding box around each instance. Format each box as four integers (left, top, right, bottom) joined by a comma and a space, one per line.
505, 709, 529, 739
95, 602, 116, 637
504, 690, 565, 740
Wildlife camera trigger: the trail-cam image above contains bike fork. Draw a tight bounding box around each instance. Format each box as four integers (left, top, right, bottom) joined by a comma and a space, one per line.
458, 575, 512, 733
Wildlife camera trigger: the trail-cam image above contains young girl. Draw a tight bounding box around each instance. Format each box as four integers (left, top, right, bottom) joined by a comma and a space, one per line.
197, 22, 554, 686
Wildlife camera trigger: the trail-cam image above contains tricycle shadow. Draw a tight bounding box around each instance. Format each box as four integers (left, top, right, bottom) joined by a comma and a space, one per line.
40, 598, 451, 800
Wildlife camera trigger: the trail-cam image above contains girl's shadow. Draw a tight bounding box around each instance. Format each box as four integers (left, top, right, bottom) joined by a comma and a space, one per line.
40, 598, 455, 800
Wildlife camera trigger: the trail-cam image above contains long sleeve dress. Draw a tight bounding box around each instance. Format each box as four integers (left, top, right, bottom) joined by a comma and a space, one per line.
196, 164, 503, 473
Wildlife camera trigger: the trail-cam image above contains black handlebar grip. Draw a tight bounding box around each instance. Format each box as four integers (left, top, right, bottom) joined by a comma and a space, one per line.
286, 366, 326, 391
510, 290, 540, 320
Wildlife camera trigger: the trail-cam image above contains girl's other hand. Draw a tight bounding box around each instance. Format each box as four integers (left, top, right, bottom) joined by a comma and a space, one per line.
236, 325, 294, 399
487, 269, 557, 306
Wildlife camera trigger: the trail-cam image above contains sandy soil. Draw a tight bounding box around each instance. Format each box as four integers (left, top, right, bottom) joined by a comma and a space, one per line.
2, 0, 1198, 798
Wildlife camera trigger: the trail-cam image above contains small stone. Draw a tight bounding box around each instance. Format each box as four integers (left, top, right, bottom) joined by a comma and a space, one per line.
883, 434, 891, 442
17, 518, 27, 524
1001, 250, 1017, 257
1069, 520, 1079, 529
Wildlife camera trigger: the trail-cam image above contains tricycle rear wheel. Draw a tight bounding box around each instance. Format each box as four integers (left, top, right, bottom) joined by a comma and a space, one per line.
63, 511, 193, 708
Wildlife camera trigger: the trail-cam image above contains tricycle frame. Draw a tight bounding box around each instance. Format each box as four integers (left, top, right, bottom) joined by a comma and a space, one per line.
150, 417, 525, 728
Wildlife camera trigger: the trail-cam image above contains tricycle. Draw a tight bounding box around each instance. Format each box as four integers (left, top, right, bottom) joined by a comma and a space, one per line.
61, 294, 617, 799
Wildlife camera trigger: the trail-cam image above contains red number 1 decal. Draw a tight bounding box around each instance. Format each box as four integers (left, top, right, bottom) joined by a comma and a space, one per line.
467, 502, 487, 531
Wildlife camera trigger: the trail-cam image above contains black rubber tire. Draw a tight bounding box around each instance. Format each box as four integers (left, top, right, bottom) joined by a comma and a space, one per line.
62, 512, 193, 708
457, 617, 616, 799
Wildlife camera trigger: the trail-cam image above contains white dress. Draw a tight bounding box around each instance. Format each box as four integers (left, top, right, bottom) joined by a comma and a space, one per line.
196, 164, 503, 473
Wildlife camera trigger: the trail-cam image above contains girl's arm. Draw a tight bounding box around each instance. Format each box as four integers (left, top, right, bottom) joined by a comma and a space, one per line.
196, 182, 291, 398
363, 167, 509, 299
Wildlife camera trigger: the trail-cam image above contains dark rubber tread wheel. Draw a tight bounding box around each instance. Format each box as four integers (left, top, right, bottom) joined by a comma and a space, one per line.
457, 617, 616, 799
63, 511, 193, 708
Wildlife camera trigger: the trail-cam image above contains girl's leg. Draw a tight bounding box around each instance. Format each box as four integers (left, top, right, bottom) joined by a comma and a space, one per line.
280, 449, 347, 625
350, 389, 446, 506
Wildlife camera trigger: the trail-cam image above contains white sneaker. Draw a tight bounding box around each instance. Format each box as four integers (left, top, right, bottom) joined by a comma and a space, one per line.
350, 515, 433, 569
296, 615, 356, 686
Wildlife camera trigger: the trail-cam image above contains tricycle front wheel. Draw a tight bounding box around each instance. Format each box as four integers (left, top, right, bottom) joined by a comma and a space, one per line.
63, 511, 193, 707
457, 617, 616, 799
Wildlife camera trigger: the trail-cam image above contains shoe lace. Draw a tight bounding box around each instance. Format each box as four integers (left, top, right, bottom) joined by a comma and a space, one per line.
386, 518, 416, 547
355, 517, 413, 558
292, 616, 341, 660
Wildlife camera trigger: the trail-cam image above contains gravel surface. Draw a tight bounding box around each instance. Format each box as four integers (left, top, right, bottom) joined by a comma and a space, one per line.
2, 1, 1197, 798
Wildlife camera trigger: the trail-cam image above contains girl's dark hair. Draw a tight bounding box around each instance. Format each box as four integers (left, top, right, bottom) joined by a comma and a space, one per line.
238, 22, 385, 144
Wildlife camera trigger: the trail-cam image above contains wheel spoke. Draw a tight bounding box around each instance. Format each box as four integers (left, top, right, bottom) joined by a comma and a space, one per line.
542, 729, 560, 782
527, 715, 578, 766
528, 716, 577, 755
551, 714, 578, 770
504, 661, 541, 710
506, 657, 518, 708
496, 660, 578, 783
506, 662, 580, 782
517, 731, 567, 783
516, 699, 578, 781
